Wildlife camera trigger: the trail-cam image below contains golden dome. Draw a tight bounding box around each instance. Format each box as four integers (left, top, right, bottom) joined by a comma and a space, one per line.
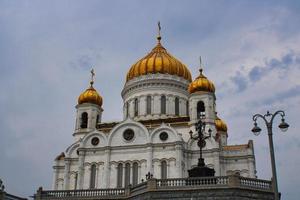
78, 69, 103, 107
188, 69, 215, 93
215, 115, 228, 132
126, 37, 192, 82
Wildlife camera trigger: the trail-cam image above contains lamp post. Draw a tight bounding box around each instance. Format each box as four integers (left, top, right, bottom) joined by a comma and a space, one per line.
251, 110, 289, 200
188, 114, 215, 177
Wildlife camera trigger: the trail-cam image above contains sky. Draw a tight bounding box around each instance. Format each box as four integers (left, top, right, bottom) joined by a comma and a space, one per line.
0, 0, 300, 199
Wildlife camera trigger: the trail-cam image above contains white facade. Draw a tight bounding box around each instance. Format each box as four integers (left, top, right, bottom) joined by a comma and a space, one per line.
52, 73, 256, 190
52, 42, 256, 190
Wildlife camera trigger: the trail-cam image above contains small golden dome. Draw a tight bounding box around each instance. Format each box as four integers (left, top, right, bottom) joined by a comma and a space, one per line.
126, 37, 192, 82
215, 115, 227, 132
188, 69, 215, 93
78, 69, 103, 107
78, 85, 103, 107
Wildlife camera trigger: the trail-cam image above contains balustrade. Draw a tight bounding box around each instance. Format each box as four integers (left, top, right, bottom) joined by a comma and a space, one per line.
36, 176, 273, 199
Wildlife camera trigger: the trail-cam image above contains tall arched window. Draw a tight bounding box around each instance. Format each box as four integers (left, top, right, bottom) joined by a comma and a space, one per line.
197, 101, 205, 119
81, 112, 88, 128
161, 95, 166, 114
146, 95, 151, 115
132, 162, 138, 186
96, 114, 99, 127
161, 161, 167, 179
126, 102, 129, 118
134, 98, 138, 117
125, 163, 131, 187
186, 101, 189, 115
117, 163, 123, 188
90, 164, 96, 189
175, 97, 179, 116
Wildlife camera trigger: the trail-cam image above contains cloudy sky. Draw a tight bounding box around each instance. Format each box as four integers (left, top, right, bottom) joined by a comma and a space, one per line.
0, 0, 300, 199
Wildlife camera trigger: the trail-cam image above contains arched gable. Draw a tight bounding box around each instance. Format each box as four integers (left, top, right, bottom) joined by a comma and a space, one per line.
66, 141, 80, 158
81, 130, 107, 148
108, 118, 149, 146
150, 123, 182, 144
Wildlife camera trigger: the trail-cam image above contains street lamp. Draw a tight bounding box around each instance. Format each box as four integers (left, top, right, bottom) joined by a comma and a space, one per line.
188, 114, 215, 177
252, 110, 289, 200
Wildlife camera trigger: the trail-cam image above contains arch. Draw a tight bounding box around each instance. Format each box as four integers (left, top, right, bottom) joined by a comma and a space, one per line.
117, 163, 123, 188
125, 163, 131, 187
175, 97, 179, 115
96, 114, 100, 126
134, 98, 138, 117
146, 95, 151, 115
65, 141, 80, 158
81, 112, 88, 128
161, 160, 167, 179
197, 101, 205, 119
186, 100, 189, 115
108, 118, 150, 146
161, 95, 166, 114
126, 102, 129, 118
132, 162, 138, 186
150, 123, 181, 143
90, 164, 96, 189
81, 131, 108, 148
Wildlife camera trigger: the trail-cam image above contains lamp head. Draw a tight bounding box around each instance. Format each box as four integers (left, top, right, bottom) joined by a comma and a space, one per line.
252, 122, 261, 136
279, 118, 289, 132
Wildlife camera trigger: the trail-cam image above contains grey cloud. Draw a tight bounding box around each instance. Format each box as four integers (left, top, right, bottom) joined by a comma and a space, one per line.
230, 52, 300, 92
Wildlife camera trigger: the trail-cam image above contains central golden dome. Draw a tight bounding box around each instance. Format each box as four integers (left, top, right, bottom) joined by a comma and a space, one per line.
126, 37, 192, 82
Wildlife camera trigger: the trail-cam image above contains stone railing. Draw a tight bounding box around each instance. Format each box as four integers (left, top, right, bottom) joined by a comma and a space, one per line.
36, 188, 126, 199
240, 176, 272, 190
34, 175, 273, 200
157, 176, 228, 188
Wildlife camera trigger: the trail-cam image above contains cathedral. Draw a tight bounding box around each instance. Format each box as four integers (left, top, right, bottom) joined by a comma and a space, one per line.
52, 28, 256, 191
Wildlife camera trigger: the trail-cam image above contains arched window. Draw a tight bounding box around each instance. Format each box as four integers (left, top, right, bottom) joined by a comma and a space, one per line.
161, 95, 166, 114
197, 101, 205, 119
134, 98, 138, 117
125, 163, 131, 187
96, 114, 99, 127
132, 162, 138, 186
126, 102, 129, 118
81, 112, 88, 128
90, 164, 96, 189
161, 161, 167, 179
175, 97, 179, 116
117, 163, 123, 188
186, 101, 189, 115
146, 95, 151, 115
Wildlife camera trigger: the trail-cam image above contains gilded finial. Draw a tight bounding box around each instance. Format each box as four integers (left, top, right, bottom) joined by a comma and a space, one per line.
157, 21, 162, 42
90, 68, 95, 86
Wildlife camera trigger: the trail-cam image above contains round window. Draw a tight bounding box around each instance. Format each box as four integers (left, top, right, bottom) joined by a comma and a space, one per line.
159, 132, 168, 141
123, 129, 135, 141
91, 137, 100, 146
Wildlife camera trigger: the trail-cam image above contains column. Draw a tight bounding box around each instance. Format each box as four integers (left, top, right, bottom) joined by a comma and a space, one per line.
175, 144, 183, 178
138, 163, 141, 184
52, 167, 59, 190
140, 96, 146, 116
122, 164, 126, 187
213, 151, 220, 176
63, 160, 71, 190
95, 165, 99, 188
77, 152, 85, 189
147, 146, 153, 174
103, 149, 111, 188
